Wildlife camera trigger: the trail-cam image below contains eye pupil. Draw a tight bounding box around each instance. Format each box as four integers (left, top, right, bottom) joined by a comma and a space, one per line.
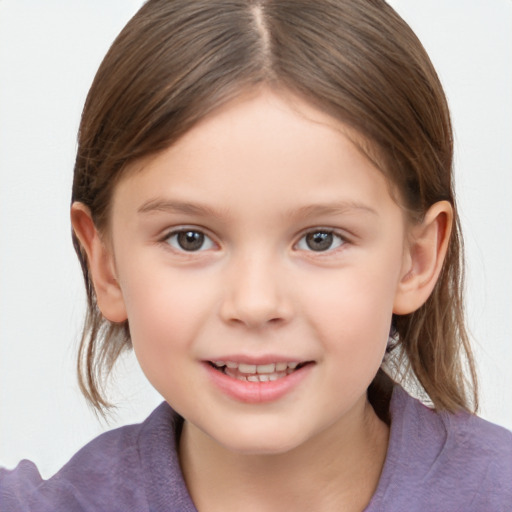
177, 231, 204, 251
306, 232, 333, 251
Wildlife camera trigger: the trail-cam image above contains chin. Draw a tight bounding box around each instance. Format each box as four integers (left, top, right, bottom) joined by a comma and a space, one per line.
213, 426, 309, 456
224, 441, 301, 457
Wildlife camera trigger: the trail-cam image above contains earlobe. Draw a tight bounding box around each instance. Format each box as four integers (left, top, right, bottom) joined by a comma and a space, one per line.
393, 201, 453, 315
71, 203, 128, 323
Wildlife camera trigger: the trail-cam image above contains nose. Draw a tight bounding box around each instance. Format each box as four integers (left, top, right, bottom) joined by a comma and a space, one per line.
219, 254, 293, 329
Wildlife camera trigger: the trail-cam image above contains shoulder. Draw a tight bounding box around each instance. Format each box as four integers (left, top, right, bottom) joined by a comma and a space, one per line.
439, 403, 512, 507
367, 386, 512, 512
396, 385, 512, 469
0, 416, 149, 512
0, 402, 194, 512
446, 402, 512, 471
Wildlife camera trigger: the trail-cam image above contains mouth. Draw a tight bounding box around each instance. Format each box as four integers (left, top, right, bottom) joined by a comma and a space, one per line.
207, 360, 311, 383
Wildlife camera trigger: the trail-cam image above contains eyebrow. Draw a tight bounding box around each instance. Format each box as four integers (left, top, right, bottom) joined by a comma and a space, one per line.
137, 198, 222, 217
290, 201, 378, 219
137, 198, 378, 219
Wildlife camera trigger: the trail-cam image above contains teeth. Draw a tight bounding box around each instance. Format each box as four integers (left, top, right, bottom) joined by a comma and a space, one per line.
257, 363, 275, 374
238, 363, 257, 373
232, 372, 288, 382
213, 361, 302, 375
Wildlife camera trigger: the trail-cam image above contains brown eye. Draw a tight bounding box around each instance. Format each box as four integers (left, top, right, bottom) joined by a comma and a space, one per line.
306, 232, 333, 251
166, 230, 214, 252
297, 230, 344, 252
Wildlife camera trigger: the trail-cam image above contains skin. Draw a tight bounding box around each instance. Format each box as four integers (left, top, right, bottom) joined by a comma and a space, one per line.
72, 88, 452, 511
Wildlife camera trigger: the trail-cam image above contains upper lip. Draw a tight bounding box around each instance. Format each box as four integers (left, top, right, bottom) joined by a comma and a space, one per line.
204, 355, 312, 365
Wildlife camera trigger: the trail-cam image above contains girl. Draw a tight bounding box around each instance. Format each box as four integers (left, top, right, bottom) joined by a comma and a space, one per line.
1, 0, 511, 510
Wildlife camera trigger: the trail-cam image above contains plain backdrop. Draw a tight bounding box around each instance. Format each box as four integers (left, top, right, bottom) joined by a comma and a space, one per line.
1, 1, 511, 479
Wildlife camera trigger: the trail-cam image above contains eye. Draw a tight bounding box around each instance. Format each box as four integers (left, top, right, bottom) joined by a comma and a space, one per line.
165, 229, 215, 252
296, 230, 345, 252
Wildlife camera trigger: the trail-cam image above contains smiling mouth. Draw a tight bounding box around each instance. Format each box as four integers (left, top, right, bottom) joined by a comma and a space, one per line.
208, 361, 311, 382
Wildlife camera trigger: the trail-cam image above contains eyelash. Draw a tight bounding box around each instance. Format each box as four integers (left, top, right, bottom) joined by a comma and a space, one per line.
161, 227, 348, 254
163, 229, 216, 252
295, 229, 346, 253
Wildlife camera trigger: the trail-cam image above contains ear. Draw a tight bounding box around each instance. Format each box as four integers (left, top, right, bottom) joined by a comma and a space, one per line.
71, 202, 127, 323
393, 201, 453, 315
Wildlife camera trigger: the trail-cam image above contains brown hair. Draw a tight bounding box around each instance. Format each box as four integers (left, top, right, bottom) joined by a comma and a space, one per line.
72, 0, 477, 413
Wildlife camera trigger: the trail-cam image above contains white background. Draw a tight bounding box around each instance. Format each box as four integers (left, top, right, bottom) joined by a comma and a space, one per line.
1, 1, 511, 479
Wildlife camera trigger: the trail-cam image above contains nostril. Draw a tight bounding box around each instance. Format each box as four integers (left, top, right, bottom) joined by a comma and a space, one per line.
218, 272, 293, 328
220, 303, 291, 329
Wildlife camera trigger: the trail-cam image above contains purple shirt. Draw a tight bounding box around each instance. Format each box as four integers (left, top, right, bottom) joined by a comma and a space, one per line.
1, 386, 511, 511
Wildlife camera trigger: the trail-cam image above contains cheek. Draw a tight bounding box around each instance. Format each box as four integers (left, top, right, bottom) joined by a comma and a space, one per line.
301, 256, 401, 365
306, 289, 390, 401
119, 269, 215, 377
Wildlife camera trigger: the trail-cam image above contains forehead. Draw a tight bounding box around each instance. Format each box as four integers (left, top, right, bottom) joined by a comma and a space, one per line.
113, 88, 401, 222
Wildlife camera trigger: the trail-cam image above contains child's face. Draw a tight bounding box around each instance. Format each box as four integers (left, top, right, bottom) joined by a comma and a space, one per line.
108, 89, 410, 454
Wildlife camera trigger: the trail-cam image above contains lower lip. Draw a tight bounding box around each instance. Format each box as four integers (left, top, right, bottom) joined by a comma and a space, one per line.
203, 362, 313, 404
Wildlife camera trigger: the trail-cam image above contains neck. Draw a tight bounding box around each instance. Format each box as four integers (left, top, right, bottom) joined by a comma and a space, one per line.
178, 397, 389, 512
